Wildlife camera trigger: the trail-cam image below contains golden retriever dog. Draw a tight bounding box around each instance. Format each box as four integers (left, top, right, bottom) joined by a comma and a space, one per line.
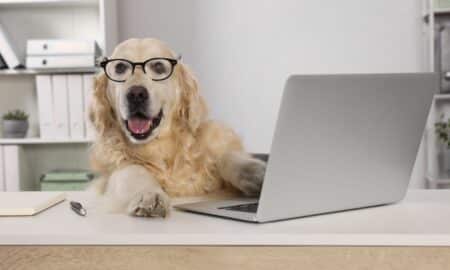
89, 38, 266, 217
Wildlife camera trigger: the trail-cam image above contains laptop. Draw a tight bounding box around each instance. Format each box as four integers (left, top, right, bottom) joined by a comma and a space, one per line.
175, 73, 437, 223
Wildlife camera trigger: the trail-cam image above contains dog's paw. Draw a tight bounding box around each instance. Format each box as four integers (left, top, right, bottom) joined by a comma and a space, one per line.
236, 158, 266, 196
127, 191, 170, 218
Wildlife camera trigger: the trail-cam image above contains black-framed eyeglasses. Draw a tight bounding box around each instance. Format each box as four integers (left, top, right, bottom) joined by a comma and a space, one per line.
98, 56, 180, 82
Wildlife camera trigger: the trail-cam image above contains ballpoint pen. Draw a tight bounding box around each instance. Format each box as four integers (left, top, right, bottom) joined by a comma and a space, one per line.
70, 201, 87, 217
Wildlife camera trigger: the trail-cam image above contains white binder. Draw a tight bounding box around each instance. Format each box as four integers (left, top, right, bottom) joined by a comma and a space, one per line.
52, 75, 70, 138
4, 145, 19, 191
27, 40, 100, 56
0, 146, 5, 191
36, 75, 54, 138
3, 146, 30, 191
82, 74, 95, 139
67, 75, 85, 138
26, 55, 95, 69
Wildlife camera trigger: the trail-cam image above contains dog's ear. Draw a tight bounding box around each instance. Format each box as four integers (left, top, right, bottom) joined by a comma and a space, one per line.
88, 73, 116, 137
176, 63, 207, 132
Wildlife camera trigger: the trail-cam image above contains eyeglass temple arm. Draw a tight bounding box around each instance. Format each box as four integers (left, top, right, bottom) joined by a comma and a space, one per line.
96, 56, 108, 67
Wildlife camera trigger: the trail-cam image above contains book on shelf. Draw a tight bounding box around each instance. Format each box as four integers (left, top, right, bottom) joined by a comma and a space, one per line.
435, 0, 450, 9
1, 145, 31, 191
83, 74, 95, 138
37, 74, 94, 139
4, 146, 22, 191
40, 170, 94, 191
41, 170, 94, 182
68, 75, 86, 139
36, 75, 54, 138
52, 75, 70, 138
0, 23, 22, 69
40, 181, 90, 191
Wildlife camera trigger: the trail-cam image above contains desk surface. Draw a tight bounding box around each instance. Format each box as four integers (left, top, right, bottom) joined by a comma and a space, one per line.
1, 190, 450, 246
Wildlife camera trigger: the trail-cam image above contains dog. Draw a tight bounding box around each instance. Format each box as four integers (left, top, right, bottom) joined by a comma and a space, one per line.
89, 38, 266, 217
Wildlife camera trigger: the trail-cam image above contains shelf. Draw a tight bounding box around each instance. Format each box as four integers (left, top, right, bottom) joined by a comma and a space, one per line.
0, 0, 97, 7
0, 69, 36, 76
434, 94, 450, 101
423, 9, 450, 22
0, 68, 98, 76
424, 8, 450, 16
426, 173, 450, 181
425, 174, 450, 189
0, 138, 92, 145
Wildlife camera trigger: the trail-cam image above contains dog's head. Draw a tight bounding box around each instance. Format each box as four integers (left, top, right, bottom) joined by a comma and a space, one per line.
90, 38, 206, 144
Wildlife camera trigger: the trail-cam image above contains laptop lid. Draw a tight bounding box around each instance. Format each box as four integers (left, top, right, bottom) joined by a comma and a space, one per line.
256, 73, 437, 222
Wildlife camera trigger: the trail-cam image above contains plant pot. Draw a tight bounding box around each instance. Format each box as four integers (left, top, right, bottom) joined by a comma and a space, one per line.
2, 119, 29, 138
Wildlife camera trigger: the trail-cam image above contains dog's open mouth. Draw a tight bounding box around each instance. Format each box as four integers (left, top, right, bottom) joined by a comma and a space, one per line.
125, 110, 163, 140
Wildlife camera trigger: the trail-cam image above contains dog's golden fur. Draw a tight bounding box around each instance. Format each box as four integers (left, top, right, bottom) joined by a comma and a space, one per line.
89, 38, 265, 216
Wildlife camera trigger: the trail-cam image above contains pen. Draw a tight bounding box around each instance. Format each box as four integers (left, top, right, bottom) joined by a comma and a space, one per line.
70, 201, 87, 217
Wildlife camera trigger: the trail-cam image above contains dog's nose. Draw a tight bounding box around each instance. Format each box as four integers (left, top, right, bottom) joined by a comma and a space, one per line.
127, 85, 149, 104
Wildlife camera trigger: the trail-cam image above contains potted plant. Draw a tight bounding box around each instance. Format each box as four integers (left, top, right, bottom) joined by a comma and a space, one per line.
2, 109, 29, 138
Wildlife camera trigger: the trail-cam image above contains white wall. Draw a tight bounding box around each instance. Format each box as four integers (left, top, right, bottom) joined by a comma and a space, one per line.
117, 0, 427, 187
118, 0, 425, 152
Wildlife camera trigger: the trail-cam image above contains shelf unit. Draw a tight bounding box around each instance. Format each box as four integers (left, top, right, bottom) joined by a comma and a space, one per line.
0, 0, 116, 139
0, 0, 117, 191
423, 8, 450, 21
0, 67, 98, 76
422, 0, 450, 189
0, 0, 97, 6
434, 94, 450, 100
0, 138, 92, 145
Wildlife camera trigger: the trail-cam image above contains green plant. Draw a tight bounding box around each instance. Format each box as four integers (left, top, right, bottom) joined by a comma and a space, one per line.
2, 109, 29, 121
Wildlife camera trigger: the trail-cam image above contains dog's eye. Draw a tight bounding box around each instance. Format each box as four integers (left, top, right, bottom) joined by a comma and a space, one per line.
115, 62, 129, 74
104, 60, 133, 82
145, 59, 174, 81
149, 61, 167, 75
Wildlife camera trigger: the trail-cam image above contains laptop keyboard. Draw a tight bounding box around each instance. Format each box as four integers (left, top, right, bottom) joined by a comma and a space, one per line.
219, 203, 259, 213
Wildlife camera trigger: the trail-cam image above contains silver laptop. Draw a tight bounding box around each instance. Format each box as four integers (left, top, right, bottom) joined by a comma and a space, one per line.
175, 73, 437, 223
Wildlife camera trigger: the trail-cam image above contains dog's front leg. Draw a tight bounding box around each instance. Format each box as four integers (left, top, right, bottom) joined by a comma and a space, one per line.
218, 151, 266, 196
104, 164, 170, 217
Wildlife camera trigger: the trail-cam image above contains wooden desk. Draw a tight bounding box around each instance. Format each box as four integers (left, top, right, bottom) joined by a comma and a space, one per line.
1, 190, 450, 269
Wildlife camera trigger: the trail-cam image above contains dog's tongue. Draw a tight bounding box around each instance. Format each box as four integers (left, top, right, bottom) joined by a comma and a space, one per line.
128, 117, 151, 134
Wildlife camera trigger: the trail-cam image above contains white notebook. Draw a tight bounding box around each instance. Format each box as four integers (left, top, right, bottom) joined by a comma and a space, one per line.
0, 192, 66, 216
